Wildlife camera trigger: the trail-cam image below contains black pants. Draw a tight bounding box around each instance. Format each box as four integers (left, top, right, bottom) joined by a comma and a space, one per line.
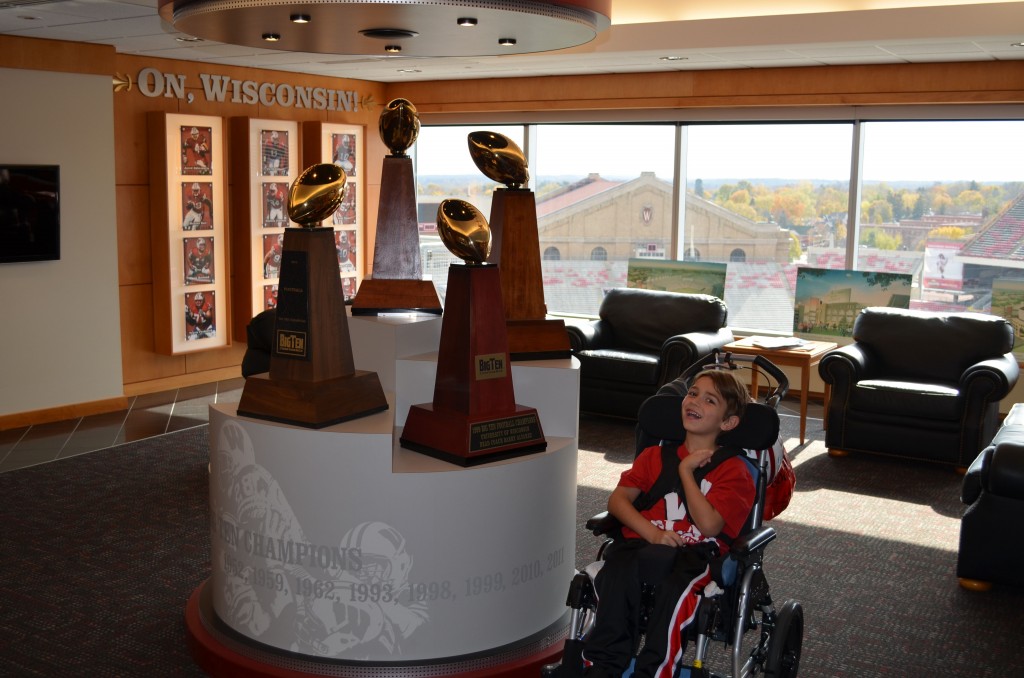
582, 540, 716, 678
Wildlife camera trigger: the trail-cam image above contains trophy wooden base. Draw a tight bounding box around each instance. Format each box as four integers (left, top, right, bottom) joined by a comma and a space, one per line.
507, 318, 572, 361
238, 370, 388, 429
351, 278, 443, 316
400, 403, 547, 467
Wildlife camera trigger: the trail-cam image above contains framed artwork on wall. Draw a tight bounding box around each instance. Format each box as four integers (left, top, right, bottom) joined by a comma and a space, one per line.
148, 112, 229, 354
303, 121, 364, 302
229, 117, 300, 341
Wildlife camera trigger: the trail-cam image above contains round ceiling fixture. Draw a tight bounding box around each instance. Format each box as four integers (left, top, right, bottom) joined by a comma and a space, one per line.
158, 0, 610, 57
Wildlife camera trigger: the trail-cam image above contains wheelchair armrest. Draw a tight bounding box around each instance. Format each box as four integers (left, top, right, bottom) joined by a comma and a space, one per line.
585, 511, 621, 537
729, 525, 776, 560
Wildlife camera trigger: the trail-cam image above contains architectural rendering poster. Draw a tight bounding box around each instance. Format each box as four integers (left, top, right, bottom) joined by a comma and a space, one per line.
990, 278, 1024, 358
922, 240, 964, 291
794, 267, 911, 338
625, 258, 726, 298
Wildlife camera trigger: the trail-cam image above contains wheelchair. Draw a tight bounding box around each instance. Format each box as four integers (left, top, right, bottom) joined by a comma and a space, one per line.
544, 350, 804, 678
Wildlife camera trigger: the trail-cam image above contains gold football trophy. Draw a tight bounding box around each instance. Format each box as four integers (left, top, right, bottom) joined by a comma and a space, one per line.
468, 131, 570, 360
399, 199, 546, 466
351, 98, 442, 315
238, 164, 388, 428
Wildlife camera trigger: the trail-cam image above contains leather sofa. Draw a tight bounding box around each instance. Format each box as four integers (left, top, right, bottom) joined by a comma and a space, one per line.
564, 288, 733, 419
958, 403, 1024, 590
818, 306, 1018, 468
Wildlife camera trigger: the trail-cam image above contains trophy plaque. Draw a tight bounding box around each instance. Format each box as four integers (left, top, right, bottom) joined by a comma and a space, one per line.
468, 131, 570, 360
238, 163, 388, 428
400, 199, 546, 466
351, 98, 442, 315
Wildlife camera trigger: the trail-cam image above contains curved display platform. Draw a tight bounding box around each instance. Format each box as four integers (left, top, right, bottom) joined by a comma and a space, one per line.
197, 399, 577, 672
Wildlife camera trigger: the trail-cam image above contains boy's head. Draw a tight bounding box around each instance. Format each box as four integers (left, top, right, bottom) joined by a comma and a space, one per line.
683, 369, 750, 436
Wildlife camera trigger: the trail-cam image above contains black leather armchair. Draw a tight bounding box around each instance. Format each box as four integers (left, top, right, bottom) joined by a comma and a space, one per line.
958, 403, 1024, 590
564, 288, 733, 419
818, 307, 1018, 468
241, 309, 276, 377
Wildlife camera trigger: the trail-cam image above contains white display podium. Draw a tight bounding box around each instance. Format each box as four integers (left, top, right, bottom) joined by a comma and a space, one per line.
190, 321, 581, 676
348, 312, 442, 394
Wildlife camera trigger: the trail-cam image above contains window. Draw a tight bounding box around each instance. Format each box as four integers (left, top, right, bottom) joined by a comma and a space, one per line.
416, 116, 1024, 341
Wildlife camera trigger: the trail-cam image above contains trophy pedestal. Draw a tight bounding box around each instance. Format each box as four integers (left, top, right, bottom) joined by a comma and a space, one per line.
350, 278, 442, 315
399, 263, 546, 466
238, 227, 387, 428
489, 188, 570, 360
352, 154, 441, 315
237, 371, 388, 428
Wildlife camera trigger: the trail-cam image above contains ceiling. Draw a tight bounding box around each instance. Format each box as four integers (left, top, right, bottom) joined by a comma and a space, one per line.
1, 0, 1022, 83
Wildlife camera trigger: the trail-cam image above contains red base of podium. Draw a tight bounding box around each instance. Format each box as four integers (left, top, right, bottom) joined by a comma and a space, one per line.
185, 581, 567, 678
400, 403, 547, 467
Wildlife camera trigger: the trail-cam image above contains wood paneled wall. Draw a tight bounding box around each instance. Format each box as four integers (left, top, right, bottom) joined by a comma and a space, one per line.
112, 54, 387, 395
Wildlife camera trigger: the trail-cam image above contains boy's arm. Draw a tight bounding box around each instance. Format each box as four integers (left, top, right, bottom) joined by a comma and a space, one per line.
678, 449, 726, 538
608, 485, 687, 547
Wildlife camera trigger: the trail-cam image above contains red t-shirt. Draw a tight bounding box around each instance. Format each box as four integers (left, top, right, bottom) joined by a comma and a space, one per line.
618, 444, 755, 553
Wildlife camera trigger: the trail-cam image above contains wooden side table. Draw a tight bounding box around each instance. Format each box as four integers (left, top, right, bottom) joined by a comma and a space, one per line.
723, 338, 838, 444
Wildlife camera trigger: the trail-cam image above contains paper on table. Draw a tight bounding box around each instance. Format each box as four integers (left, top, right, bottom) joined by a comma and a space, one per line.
748, 336, 807, 349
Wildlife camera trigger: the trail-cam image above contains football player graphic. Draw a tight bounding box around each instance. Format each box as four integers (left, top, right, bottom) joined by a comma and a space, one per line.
185, 237, 213, 284
182, 182, 212, 230
185, 292, 215, 340
263, 233, 284, 279
182, 126, 211, 174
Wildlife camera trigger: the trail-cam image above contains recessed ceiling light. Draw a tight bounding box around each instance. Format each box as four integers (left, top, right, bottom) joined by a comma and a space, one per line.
660, 55, 688, 61
176, 35, 204, 43
262, 33, 281, 42
17, 15, 40, 21
361, 28, 418, 40
290, 14, 311, 24
385, 44, 402, 53
457, 17, 477, 27
1012, 42, 1024, 48
498, 37, 517, 47
397, 68, 422, 73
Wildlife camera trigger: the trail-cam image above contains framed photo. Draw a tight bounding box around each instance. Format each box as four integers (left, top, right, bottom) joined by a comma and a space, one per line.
183, 236, 215, 285
181, 181, 213, 230
263, 284, 279, 311
304, 121, 364, 305
262, 233, 284, 279
149, 112, 228, 354
332, 187, 357, 226
180, 124, 213, 175
332, 132, 357, 177
261, 129, 290, 176
184, 290, 217, 341
229, 118, 300, 341
261, 182, 289, 229
335, 229, 357, 274
626, 258, 726, 298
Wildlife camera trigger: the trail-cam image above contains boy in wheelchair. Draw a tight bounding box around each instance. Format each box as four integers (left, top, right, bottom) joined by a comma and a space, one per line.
579, 368, 755, 678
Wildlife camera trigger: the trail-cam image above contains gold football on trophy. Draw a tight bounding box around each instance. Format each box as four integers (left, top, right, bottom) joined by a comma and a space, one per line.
379, 98, 420, 156
437, 199, 491, 265
468, 131, 529, 189
288, 163, 347, 228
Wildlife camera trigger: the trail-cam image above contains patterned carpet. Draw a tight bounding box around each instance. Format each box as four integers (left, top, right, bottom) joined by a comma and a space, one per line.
1, 417, 1022, 677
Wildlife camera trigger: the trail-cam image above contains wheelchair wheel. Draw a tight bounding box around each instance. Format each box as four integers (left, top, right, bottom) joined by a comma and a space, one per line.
764, 599, 802, 678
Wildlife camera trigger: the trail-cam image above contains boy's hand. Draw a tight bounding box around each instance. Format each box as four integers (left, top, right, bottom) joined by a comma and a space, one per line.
680, 448, 715, 473
648, 527, 685, 547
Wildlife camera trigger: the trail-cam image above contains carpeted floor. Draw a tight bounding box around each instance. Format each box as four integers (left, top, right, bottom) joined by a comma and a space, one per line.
1, 416, 1022, 677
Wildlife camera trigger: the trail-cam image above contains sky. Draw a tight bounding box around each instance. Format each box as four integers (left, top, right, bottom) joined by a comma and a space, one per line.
414, 120, 1024, 184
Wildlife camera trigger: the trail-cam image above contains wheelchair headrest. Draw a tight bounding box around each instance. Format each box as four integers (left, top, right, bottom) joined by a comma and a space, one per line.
638, 395, 780, 452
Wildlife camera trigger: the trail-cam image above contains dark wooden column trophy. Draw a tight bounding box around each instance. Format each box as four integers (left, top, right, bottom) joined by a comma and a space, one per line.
351, 98, 442, 315
468, 131, 571, 360
238, 164, 388, 428
400, 199, 546, 466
